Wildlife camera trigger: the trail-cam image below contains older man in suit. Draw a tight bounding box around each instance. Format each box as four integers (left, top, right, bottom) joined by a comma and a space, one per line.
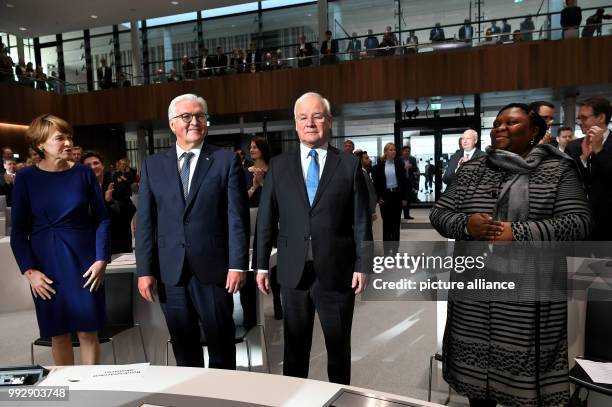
256, 92, 371, 385
442, 129, 485, 186
136, 93, 250, 369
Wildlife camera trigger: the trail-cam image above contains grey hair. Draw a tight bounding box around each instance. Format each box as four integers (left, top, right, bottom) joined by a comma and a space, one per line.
168, 94, 208, 120
293, 92, 331, 118
463, 129, 479, 142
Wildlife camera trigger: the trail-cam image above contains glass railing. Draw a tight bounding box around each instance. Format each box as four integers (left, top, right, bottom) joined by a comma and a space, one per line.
1, 5, 610, 94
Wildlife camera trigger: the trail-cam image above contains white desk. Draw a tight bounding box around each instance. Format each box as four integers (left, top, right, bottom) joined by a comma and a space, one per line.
33, 365, 444, 407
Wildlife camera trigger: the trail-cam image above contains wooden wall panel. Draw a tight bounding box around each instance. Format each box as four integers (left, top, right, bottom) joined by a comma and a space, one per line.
1, 36, 610, 127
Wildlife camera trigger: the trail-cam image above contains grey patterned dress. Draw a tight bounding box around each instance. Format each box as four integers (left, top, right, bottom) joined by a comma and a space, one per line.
430, 148, 592, 407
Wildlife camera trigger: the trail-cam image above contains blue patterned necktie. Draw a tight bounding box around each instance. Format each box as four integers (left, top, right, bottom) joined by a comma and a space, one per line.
306, 149, 319, 206
180, 151, 195, 200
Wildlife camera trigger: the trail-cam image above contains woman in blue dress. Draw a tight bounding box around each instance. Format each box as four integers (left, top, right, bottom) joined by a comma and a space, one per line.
11, 114, 110, 365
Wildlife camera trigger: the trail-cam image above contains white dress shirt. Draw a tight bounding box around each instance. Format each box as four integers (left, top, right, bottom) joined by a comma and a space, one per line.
384, 160, 398, 189
463, 148, 475, 161
176, 141, 203, 193
299, 142, 328, 181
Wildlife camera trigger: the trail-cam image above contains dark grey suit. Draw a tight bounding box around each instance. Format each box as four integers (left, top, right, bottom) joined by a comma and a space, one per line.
256, 144, 371, 384
443, 149, 485, 185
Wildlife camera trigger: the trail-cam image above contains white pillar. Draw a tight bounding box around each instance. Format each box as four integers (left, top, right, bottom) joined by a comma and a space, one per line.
163, 27, 173, 74
318, 0, 328, 45
130, 20, 142, 85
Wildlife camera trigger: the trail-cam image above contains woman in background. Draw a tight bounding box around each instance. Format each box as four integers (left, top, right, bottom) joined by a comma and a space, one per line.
372, 142, 406, 253
241, 136, 283, 321
11, 114, 110, 365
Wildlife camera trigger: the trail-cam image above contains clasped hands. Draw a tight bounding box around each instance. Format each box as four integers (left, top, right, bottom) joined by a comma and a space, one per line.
467, 213, 513, 241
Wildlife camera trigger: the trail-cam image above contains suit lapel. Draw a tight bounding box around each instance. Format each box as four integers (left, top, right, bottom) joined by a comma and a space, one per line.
312, 146, 340, 208
291, 150, 310, 209
163, 147, 185, 211
184, 143, 214, 212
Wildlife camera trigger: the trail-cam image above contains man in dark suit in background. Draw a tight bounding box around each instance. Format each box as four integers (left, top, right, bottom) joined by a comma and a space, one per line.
320, 30, 339, 65
572, 96, 612, 240
246, 42, 262, 72
296, 34, 314, 67
442, 129, 485, 186
214, 46, 228, 76
136, 93, 250, 369
256, 92, 371, 385
400, 145, 418, 220
197, 48, 215, 78
97, 58, 113, 89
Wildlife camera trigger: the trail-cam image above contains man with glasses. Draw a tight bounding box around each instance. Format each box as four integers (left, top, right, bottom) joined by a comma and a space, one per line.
529, 101, 555, 144
256, 92, 371, 384
568, 97, 612, 240
136, 93, 249, 368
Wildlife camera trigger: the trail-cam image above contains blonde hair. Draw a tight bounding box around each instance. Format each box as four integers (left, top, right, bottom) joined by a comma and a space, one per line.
26, 114, 73, 159
382, 142, 396, 161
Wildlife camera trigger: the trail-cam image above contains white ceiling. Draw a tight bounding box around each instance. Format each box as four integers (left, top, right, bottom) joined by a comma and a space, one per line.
0, 0, 246, 37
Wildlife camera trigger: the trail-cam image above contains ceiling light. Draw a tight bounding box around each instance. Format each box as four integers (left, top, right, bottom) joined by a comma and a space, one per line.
171, 1, 179, 4
91, 15, 98, 19
6, 4, 15, 7
18, 27, 26, 31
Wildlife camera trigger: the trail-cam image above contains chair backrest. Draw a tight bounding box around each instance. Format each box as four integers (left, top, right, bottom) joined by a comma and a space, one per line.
584, 287, 612, 362
104, 272, 134, 327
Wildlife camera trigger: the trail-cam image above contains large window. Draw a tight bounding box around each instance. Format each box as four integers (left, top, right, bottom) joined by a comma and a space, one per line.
90, 34, 114, 89
261, 2, 318, 59
63, 38, 86, 86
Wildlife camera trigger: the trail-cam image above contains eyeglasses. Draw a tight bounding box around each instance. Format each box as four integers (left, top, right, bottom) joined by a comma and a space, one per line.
297, 113, 327, 124
172, 113, 208, 123
576, 115, 594, 122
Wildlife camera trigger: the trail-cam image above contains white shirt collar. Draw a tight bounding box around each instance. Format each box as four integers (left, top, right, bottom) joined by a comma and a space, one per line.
176, 141, 204, 161
464, 148, 475, 155
300, 142, 328, 160
603, 128, 610, 145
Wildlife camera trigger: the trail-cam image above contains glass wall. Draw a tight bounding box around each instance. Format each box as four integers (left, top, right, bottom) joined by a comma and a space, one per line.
147, 21, 198, 78
90, 33, 115, 89
63, 38, 86, 86
261, 2, 318, 61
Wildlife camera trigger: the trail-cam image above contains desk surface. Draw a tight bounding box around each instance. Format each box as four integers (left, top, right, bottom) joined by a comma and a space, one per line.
39, 365, 442, 407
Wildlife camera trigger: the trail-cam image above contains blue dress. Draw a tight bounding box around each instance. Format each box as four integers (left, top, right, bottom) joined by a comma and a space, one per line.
10, 164, 110, 337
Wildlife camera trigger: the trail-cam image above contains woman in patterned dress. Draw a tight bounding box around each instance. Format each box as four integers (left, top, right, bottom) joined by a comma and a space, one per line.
430, 103, 592, 407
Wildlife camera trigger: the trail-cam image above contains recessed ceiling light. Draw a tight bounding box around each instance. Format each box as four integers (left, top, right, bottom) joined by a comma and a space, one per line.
18, 27, 27, 31
171, 1, 179, 4
91, 15, 98, 19
6, 4, 15, 8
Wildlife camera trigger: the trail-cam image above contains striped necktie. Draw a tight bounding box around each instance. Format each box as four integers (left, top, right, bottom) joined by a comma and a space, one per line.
180, 151, 195, 200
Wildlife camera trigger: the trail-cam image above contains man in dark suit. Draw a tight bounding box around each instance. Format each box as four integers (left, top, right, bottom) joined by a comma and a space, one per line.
96, 58, 113, 89
400, 145, 419, 220
246, 42, 262, 72
136, 93, 250, 369
214, 46, 228, 76
197, 48, 215, 78
256, 92, 371, 385
574, 96, 612, 240
346, 32, 362, 60
296, 34, 314, 67
320, 30, 339, 65
442, 129, 485, 186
